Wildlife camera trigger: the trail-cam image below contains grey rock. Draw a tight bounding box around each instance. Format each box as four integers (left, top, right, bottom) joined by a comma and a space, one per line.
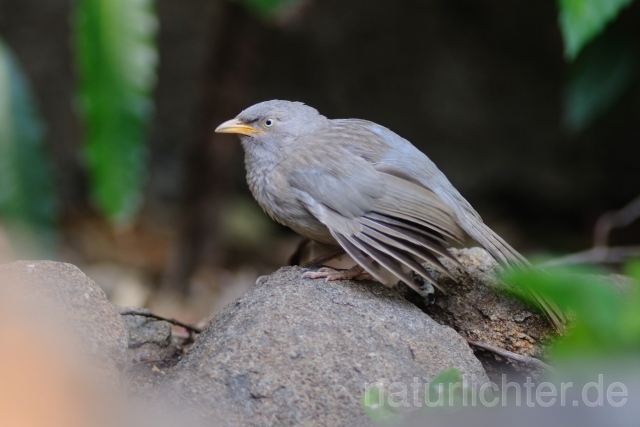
0, 260, 129, 377
163, 265, 487, 426
119, 307, 181, 363
118, 307, 187, 394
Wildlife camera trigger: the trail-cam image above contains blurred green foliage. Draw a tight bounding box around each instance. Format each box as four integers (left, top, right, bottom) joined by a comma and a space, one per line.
504, 263, 640, 359
558, 0, 635, 60
558, 0, 638, 132
363, 366, 480, 426
74, 0, 158, 223
562, 36, 636, 133
362, 384, 405, 427
0, 0, 158, 255
0, 38, 58, 255
425, 367, 478, 408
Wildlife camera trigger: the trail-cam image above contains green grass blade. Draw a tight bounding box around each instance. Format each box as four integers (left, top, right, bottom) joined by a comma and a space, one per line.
0, 38, 58, 255
74, 0, 158, 223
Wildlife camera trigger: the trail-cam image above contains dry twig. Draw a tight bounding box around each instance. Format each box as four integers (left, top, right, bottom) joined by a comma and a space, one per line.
464, 337, 554, 372
118, 307, 203, 334
542, 246, 640, 267
544, 195, 640, 267
594, 195, 640, 249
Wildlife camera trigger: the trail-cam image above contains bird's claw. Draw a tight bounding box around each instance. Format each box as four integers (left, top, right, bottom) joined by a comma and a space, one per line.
302, 265, 374, 282
410, 271, 436, 305
302, 267, 339, 281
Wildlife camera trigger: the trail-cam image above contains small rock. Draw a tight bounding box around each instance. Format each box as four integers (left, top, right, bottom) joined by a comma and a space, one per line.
119, 307, 182, 364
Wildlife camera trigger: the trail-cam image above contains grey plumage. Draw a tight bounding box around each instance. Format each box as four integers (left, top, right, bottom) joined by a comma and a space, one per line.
216, 100, 563, 328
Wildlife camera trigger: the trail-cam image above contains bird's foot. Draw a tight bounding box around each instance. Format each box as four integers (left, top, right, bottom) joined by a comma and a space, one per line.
302, 265, 374, 282
410, 271, 436, 305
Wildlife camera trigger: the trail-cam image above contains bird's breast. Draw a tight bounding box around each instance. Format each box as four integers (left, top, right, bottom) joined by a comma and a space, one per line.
245, 160, 336, 245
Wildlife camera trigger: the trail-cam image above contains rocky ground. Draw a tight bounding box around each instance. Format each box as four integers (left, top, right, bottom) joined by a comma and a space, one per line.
0, 248, 561, 426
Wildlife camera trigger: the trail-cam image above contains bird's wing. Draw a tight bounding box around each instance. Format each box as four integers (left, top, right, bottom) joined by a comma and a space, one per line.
341, 120, 531, 269
287, 142, 464, 294
337, 121, 567, 329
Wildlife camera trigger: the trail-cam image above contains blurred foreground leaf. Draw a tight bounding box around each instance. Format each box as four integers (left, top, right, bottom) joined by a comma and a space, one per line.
363, 367, 479, 425
0, 38, 58, 254
362, 384, 404, 427
558, 0, 635, 60
504, 264, 640, 358
563, 36, 636, 133
74, 0, 158, 223
425, 367, 477, 408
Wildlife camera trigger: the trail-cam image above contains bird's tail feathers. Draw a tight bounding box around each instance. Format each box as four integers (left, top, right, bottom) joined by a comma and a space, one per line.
465, 219, 530, 270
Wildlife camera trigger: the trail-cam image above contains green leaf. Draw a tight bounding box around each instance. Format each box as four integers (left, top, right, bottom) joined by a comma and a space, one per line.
0, 38, 58, 255
562, 36, 636, 133
558, 0, 635, 60
362, 384, 405, 426
74, 0, 158, 223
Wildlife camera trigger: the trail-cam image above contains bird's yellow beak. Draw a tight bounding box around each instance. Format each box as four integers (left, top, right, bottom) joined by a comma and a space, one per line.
215, 118, 263, 136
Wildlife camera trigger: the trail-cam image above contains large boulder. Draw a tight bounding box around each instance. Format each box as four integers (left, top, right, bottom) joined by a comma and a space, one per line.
163, 265, 487, 426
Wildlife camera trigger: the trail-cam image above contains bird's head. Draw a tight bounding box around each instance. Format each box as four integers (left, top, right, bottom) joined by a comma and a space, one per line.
215, 100, 326, 152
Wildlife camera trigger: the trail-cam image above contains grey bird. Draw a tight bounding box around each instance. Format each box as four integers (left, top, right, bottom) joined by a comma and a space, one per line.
216, 100, 563, 328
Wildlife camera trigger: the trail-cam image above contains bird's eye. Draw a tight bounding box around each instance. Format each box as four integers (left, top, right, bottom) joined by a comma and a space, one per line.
264, 118, 275, 127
